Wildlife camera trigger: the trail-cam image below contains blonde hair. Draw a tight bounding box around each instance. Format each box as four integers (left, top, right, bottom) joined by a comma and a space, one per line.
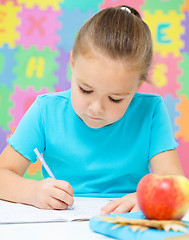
72, 5, 153, 82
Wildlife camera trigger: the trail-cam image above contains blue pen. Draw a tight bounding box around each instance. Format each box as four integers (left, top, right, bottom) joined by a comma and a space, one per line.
34, 148, 55, 179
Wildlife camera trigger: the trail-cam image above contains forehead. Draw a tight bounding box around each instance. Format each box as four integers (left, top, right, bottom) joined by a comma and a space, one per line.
73, 53, 140, 94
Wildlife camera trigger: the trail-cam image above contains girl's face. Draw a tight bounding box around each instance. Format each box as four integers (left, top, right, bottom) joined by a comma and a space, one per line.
70, 52, 143, 129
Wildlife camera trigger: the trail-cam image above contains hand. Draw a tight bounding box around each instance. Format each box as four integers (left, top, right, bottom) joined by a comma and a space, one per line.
100, 192, 140, 215
32, 178, 74, 210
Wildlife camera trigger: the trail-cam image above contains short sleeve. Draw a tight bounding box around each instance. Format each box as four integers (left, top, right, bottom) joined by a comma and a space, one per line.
7, 96, 45, 163
148, 97, 178, 160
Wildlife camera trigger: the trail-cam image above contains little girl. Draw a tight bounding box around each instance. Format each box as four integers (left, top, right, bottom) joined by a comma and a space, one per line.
0, 5, 184, 214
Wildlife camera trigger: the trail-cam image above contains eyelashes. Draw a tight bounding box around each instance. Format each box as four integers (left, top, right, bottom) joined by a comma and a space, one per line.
79, 86, 123, 104
79, 86, 93, 94
108, 97, 122, 103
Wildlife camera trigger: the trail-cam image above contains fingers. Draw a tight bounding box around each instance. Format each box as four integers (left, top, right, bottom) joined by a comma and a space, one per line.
101, 199, 133, 215
101, 199, 120, 214
54, 179, 74, 197
130, 204, 140, 212
36, 178, 74, 210
112, 201, 133, 214
50, 187, 74, 207
50, 179, 74, 209
48, 198, 69, 210
100, 193, 138, 215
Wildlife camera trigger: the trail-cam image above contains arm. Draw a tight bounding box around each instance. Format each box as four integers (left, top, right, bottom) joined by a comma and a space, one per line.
0, 144, 74, 209
101, 149, 184, 215
150, 149, 184, 175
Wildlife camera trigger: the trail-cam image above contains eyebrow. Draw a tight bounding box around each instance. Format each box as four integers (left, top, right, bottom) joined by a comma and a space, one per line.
110, 92, 131, 96
81, 82, 92, 88
77, 79, 92, 87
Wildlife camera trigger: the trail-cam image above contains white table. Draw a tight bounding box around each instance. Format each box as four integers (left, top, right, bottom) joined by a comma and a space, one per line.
0, 221, 112, 240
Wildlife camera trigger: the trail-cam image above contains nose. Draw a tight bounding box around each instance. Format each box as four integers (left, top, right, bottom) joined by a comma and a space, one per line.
88, 98, 104, 113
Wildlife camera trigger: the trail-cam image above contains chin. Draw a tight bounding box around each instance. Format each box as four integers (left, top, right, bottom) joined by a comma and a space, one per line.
84, 121, 105, 129
82, 118, 109, 129
80, 114, 113, 129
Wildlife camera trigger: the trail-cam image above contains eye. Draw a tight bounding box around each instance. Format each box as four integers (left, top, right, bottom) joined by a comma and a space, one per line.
109, 97, 123, 104
79, 86, 93, 94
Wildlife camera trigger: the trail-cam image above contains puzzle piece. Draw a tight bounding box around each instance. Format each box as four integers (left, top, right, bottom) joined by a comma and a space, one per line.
142, 0, 184, 14
13, 45, 58, 91
24, 152, 43, 179
0, 44, 17, 89
6, 125, 16, 138
177, 138, 189, 178
55, 47, 71, 91
139, 53, 182, 98
17, 0, 62, 10
58, 7, 95, 51
0, 126, 10, 153
181, 12, 189, 55
17, 6, 61, 51
164, 94, 180, 135
67, 61, 72, 83
1, 0, 18, 5
9, 85, 48, 129
181, 0, 189, 12
100, 0, 145, 15
178, 52, 189, 98
24, 168, 43, 180
143, 10, 184, 57
0, 2, 20, 47
61, 0, 102, 12
26, 157, 42, 176
176, 95, 189, 142
0, 85, 13, 131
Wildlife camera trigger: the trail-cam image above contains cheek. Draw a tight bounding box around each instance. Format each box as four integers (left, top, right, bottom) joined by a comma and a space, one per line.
71, 89, 87, 114
107, 101, 130, 121
110, 106, 126, 120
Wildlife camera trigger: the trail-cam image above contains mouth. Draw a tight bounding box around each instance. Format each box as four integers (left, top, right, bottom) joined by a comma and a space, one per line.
87, 115, 102, 121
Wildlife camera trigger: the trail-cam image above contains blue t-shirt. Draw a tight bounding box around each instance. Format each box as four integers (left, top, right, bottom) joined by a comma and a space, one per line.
8, 89, 178, 198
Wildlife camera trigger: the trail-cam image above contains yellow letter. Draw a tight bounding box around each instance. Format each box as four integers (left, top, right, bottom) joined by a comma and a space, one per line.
26, 57, 44, 78
152, 64, 167, 87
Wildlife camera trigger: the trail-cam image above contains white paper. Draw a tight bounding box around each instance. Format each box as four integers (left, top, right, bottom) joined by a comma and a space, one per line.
182, 209, 189, 222
0, 197, 113, 224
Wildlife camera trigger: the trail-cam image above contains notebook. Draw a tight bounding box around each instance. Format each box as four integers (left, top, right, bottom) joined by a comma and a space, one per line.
0, 197, 112, 224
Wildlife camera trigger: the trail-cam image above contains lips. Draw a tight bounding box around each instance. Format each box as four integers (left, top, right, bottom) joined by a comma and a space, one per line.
88, 115, 102, 120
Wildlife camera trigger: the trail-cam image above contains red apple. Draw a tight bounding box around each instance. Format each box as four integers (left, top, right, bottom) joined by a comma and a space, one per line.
136, 174, 189, 220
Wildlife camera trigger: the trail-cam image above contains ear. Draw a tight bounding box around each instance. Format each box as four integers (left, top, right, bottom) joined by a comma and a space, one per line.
70, 50, 74, 71
137, 80, 144, 90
